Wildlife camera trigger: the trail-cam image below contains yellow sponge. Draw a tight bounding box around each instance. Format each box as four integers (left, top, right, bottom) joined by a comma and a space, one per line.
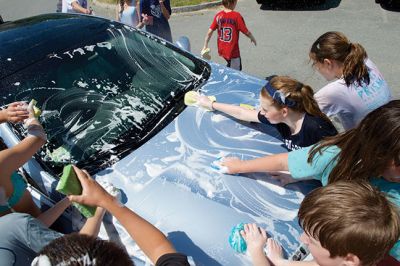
28, 99, 41, 117
201, 48, 211, 60
184, 91, 216, 111
239, 104, 255, 110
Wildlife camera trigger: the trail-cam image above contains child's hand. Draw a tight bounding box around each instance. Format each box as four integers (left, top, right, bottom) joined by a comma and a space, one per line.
240, 223, 267, 255
68, 165, 114, 208
1, 102, 29, 123
195, 95, 214, 110
251, 37, 257, 46
220, 157, 242, 174
141, 14, 150, 25
265, 238, 285, 265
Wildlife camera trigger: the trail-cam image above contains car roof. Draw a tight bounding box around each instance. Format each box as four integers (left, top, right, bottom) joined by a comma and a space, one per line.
0, 14, 114, 79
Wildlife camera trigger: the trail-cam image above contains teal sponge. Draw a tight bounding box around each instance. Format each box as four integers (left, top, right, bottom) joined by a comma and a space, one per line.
229, 223, 247, 253
56, 165, 96, 218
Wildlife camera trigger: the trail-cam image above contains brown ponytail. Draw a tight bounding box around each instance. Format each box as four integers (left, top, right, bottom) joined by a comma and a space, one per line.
309, 31, 370, 87
261, 76, 334, 126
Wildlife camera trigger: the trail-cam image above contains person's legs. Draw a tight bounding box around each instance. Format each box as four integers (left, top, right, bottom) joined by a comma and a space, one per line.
228, 57, 242, 71
226, 59, 231, 68
0, 213, 63, 266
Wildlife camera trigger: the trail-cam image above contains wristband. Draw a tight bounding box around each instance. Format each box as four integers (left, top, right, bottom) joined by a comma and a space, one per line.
24, 117, 38, 127
210, 100, 216, 111
27, 124, 47, 141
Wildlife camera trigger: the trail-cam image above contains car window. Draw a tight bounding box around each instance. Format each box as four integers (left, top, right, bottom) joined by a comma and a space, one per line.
0, 25, 210, 175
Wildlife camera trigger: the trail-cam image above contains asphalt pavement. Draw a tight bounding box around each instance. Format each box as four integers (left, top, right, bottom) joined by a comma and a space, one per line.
1, 0, 399, 97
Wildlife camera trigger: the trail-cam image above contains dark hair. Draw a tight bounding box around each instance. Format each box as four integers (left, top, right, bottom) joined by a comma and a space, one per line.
222, 0, 236, 8
37, 233, 134, 266
308, 100, 400, 183
261, 76, 333, 125
309, 31, 369, 87
299, 181, 400, 266
119, 0, 133, 14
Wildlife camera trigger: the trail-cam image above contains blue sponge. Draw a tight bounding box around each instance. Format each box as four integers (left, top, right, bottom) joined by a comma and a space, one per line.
229, 223, 247, 253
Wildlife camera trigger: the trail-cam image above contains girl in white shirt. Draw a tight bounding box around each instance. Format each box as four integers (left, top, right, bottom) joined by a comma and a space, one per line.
116, 0, 140, 27
310, 31, 391, 131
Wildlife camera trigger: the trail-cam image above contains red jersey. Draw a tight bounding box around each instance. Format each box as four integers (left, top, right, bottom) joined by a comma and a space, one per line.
210, 10, 249, 60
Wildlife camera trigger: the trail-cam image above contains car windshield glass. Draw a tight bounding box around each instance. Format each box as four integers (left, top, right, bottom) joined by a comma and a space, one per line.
0, 24, 209, 174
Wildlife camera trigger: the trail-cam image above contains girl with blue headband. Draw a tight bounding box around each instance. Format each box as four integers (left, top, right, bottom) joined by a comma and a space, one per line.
197, 75, 337, 151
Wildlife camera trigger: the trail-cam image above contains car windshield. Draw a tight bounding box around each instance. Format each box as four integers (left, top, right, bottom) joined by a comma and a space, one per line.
0, 23, 210, 175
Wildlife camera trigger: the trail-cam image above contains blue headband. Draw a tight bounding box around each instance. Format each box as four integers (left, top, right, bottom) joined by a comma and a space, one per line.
264, 82, 297, 108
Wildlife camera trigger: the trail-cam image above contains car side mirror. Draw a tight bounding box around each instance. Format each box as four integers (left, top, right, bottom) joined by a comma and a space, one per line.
175, 36, 191, 52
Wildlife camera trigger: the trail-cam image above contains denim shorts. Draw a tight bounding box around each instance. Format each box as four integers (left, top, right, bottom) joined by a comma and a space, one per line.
0, 213, 63, 266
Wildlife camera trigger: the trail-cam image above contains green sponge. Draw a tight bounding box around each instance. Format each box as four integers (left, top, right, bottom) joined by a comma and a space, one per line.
56, 165, 96, 218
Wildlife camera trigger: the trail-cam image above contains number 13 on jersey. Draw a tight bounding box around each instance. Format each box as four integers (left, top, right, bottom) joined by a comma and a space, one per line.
219, 27, 232, 42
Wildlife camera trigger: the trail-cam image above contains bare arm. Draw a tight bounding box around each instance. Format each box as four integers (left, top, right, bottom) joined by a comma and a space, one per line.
68, 166, 176, 264
0, 132, 46, 178
79, 207, 106, 237
272, 260, 319, 266
245, 31, 257, 46
196, 95, 260, 122
36, 197, 71, 227
102, 198, 175, 263
212, 101, 260, 122
159, 0, 170, 20
71, 1, 91, 14
203, 29, 214, 50
223, 153, 289, 174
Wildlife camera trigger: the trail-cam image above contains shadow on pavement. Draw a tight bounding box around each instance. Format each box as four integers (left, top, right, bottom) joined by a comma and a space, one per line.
259, 0, 341, 11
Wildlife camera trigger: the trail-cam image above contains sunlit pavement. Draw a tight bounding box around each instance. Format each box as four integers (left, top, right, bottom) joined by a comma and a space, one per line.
1, 0, 399, 96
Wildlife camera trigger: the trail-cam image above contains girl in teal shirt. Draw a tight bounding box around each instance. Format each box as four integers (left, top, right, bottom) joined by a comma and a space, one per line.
222, 100, 400, 260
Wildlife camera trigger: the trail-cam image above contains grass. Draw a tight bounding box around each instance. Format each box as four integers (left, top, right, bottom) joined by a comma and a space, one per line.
95, 0, 218, 7
171, 0, 217, 7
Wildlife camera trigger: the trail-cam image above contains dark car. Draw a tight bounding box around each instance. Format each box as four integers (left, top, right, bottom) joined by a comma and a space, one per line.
256, 0, 326, 6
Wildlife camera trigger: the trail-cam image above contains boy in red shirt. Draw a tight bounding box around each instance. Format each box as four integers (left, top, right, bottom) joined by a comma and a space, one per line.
202, 0, 256, 71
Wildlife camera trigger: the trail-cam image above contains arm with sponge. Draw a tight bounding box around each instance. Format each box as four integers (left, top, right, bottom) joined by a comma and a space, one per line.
0, 100, 46, 178
68, 165, 178, 265
196, 94, 260, 122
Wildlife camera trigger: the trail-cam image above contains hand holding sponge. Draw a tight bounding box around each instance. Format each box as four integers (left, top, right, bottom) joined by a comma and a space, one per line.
27, 99, 41, 118
56, 165, 97, 218
201, 47, 211, 60
184, 91, 216, 111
